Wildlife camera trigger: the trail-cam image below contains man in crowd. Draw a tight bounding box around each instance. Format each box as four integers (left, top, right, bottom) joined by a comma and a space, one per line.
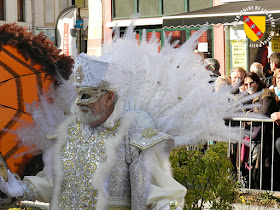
206, 58, 221, 83
206, 58, 221, 77
250, 62, 265, 80
250, 61, 275, 88
229, 67, 246, 94
270, 52, 280, 73
250, 62, 273, 88
0, 53, 186, 209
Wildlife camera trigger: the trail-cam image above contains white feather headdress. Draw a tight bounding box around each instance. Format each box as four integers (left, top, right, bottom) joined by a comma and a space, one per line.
74, 25, 258, 146
17, 25, 259, 151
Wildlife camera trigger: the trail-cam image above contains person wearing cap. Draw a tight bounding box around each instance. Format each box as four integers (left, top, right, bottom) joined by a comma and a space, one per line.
0, 53, 186, 209
205, 58, 221, 80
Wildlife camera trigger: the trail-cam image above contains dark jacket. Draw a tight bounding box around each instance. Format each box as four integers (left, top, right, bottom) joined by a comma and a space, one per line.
250, 88, 277, 165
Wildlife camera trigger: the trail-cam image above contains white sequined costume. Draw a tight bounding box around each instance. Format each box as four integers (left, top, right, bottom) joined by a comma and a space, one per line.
22, 107, 186, 209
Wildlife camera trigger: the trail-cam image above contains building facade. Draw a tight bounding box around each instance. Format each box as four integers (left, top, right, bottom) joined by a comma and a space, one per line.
100, 0, 280, 75
2, 0, 280, 75
101, 0, 224, 72
0, 0, 89, 54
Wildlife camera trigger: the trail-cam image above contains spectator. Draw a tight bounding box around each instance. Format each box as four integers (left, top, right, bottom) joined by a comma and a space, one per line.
271, 68, 280, 102
244, 72, 277, 190
229, 67, 246, 94
250, 62, 273, 88
270, 68, 280, 190
264, 62, 273, 77
250, 62, 265, 81
228, 67, 246, 175
214, 76, 231, 92
270, 68, 280, 154
270, 52, 280, 73
206, 58, 221, 82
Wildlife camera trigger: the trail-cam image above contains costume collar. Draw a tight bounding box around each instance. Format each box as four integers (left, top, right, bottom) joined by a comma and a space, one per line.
102, 98, 123, 128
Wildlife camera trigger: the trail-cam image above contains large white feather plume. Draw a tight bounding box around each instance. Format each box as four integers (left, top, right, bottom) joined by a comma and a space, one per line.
97, 25, 259, 146
15, 25, 260, 151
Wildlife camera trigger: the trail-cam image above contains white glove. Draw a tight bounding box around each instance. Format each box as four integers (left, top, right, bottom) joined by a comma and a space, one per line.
161, 204, 182, 210
0, 170, 24, 197
162, 206, 182, 210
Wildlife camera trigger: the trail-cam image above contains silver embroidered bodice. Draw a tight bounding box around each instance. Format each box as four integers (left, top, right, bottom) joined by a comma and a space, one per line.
53, 111, 172, 210
59, 121, 117, 209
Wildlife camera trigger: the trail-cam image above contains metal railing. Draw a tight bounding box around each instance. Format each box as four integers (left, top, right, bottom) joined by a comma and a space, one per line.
229, 117, 279, 192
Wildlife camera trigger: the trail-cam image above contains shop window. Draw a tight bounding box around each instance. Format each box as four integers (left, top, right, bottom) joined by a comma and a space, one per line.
145, 31, 161, 51
189, 0, 212, 12
113, 0, 213, 18
18, 0, 25, 22
135, 32, 140, 45
0, 0, 4, 20
165, 30, 186, 47
119, 28, 212, 56
113, 0, 135, 18
119, 30, 141, 45
163, 0, 185, 15
139, 0, 159, 17
190, 28, 213, 58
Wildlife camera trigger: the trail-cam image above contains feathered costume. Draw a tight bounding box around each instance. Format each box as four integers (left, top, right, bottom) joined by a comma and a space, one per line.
94, 25, 253, 145
2, 24, 262, 209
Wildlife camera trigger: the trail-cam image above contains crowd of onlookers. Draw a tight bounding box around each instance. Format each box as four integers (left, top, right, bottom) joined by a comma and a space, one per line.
204, 52, 280, 191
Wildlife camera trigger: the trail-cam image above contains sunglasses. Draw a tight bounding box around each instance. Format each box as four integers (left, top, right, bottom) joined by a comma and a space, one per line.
244, 81, 256, 87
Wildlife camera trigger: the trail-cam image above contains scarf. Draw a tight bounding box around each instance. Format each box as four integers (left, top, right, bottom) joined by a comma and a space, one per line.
275, 87, 280, 97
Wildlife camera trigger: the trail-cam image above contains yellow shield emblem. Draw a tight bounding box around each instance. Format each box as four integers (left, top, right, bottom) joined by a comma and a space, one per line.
244, 16, 266, 42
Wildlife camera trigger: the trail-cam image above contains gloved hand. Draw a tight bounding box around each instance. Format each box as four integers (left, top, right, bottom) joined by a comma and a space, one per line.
161, 200, 182, 210
0, 170, 24, 197
161, 206, 182, 210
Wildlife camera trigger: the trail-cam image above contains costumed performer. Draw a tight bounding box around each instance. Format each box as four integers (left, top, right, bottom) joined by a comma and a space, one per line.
0, 53, 186, 209
0, 25, 259, 209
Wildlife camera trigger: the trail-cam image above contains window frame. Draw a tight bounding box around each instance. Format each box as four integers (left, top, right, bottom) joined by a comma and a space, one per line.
0, 0, 5, 20
112, 0, 189, 19
17, 0, 25, 22
112, 0, 212, 19
118, 26, 214, 58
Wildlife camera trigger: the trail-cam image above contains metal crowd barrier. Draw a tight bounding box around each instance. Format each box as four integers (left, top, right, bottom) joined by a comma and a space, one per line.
229, 117, 279, 192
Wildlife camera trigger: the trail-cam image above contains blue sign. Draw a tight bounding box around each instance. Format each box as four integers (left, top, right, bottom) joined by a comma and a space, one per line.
76, 20, 83, 29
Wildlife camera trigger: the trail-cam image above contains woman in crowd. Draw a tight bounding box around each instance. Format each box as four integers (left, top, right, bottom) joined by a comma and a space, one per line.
243, 72, 277, 190
270, 68, 280, 190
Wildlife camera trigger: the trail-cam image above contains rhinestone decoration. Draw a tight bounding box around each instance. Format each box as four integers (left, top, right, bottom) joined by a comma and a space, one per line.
59, 121, 118, 209
74, 66, 84, 83
141, 127, 158, 138
19, 181, 37, 201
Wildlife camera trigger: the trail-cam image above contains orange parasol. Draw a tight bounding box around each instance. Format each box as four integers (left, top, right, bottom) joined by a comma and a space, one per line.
0, 24, 73, 176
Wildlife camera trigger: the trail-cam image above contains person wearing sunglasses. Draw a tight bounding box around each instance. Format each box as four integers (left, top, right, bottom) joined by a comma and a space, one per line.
243, 72, 277, 190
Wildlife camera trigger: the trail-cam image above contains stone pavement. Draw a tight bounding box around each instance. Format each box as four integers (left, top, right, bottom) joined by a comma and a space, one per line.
232, 204, 280, 209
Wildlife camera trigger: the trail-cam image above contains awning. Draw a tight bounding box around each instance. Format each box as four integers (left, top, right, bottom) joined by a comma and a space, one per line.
163, 0, 280, 29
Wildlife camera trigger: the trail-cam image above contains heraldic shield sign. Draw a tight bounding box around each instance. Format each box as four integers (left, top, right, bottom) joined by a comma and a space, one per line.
244, 16, 266, 42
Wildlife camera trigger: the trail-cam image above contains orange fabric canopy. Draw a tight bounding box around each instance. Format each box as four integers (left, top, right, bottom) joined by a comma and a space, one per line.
0, 45, 51, 176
